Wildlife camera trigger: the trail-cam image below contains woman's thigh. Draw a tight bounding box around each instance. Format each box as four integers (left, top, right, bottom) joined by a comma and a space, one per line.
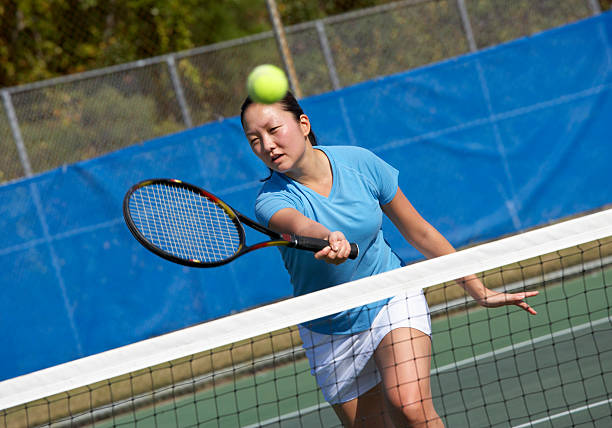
374, 327, 435, 413
332, 382, 395, 428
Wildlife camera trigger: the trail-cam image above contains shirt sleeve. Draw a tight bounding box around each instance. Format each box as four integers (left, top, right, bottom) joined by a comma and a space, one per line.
363, 149, 399, 205
255, 186, 303, 227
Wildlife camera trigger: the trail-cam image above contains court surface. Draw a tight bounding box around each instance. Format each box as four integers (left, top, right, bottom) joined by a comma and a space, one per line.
89, 267, 612, 428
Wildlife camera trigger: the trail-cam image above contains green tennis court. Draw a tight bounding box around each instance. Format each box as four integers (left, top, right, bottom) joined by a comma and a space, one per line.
87, 265, 612, 428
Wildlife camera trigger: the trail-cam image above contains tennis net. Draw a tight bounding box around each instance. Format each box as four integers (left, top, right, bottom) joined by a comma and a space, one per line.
2, 208, 612, 428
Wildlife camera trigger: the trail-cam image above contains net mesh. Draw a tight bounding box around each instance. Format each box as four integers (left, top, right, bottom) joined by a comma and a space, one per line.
1, 210, 612, 428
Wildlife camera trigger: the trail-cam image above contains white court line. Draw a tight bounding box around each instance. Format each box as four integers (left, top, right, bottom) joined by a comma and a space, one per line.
431, 315, 612, 375
242, 402, 331, 428
512, 397, 612, 428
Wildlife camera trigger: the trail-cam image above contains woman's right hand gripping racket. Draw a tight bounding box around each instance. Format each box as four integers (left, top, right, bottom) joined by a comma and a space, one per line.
123, 178, 359, 267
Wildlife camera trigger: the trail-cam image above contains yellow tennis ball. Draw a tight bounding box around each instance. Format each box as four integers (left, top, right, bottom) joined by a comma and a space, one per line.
247, 64, 289, 104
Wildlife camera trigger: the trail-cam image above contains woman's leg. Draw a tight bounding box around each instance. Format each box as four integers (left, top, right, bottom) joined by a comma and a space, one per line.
374, 327, 443, 427
332, 382, 395, 428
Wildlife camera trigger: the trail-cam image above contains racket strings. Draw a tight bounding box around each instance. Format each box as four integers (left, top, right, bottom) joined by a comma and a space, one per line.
129, 184, 241, 262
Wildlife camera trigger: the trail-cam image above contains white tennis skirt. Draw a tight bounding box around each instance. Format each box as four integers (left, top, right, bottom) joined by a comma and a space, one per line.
298, 290, 431, 404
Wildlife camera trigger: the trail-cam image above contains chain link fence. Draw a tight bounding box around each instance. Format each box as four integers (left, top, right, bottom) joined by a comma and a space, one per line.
0, 0, 601, 184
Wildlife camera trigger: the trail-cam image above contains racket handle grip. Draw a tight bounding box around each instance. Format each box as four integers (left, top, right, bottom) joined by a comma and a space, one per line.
348, 243, 359, 259
292, 235, 359, 260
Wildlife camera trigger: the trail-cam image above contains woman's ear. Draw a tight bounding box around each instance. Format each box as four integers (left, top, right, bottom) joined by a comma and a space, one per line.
299, 114, 311, 137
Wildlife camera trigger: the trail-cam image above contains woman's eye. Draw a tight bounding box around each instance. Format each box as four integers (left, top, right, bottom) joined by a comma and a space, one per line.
250, 138, 259, 146
270, 126, 280, 133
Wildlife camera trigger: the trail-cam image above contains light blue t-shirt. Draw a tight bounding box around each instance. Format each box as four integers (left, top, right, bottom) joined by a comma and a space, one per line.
255, 145, 403, 334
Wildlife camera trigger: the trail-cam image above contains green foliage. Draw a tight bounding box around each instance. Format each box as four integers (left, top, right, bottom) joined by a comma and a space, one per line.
0, 0, 603, 181
466, 0, 593, 49
0, 105, 24, 182
17, 85, 183, 173
0, 0, 605, 88
326, 0, 469, 86
0, 0, 271, 88
178, 37, 282, 125
279, 0, 397, 24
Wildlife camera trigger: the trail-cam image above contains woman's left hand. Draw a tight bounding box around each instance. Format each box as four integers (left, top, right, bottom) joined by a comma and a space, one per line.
475, 290, 539, 315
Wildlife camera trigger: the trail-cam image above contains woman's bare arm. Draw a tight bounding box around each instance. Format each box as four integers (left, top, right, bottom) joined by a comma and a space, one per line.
382, 187, 538, 314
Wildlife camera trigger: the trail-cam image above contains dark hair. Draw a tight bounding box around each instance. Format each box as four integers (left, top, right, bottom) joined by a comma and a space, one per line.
240, 91, 318, 146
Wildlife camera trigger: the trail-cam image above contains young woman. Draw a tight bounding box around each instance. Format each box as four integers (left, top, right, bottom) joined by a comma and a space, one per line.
240, 92, 538, 427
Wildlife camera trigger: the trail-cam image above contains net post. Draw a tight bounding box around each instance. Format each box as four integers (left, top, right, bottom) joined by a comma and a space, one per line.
456, 0, 478, 53
166, 55, 193, 128
587, 0, 602, 15
315, 20, 341, 91
2, 89, 33, 177
265, 0, 303, 98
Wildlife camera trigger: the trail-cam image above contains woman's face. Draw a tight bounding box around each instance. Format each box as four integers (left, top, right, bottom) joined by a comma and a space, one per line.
242, 103, 311, 174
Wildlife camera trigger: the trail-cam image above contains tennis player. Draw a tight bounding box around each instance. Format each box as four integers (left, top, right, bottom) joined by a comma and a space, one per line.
240, 92, 538, 427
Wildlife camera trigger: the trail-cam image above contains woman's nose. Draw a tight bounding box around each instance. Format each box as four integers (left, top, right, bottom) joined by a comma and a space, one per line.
261, 135, 276, 151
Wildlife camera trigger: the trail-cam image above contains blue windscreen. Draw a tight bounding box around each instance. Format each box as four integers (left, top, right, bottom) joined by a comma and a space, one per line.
1, 12, 611, 380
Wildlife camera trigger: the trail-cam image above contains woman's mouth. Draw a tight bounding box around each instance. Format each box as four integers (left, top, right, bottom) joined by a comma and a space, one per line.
271, 154, 284, 163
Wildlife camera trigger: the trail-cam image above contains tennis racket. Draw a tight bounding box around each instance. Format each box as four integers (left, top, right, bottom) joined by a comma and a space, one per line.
123, 178, 359, 267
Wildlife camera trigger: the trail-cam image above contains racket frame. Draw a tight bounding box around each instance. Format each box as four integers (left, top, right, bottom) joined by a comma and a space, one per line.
123, 178, 358, 268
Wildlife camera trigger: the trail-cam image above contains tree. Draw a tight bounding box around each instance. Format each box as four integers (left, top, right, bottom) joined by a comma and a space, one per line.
0, 0, 270, 88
